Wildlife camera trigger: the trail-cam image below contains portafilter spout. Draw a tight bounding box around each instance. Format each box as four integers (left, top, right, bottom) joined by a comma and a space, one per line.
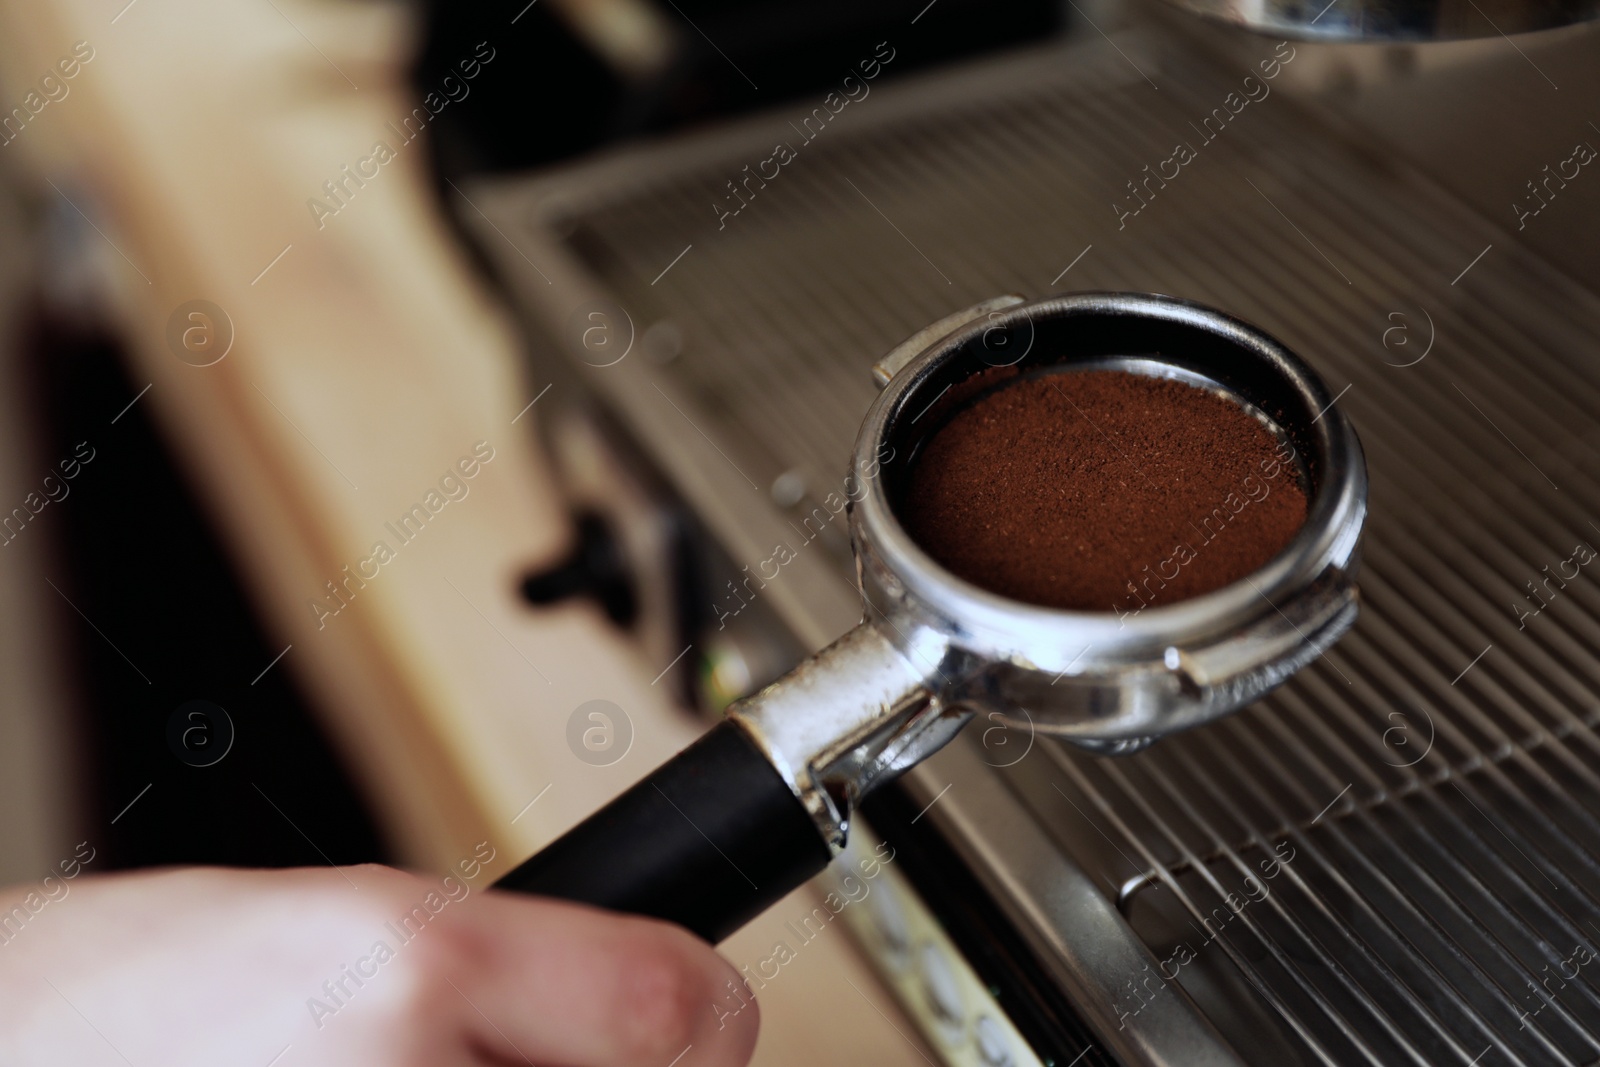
496, 292, 1367, 943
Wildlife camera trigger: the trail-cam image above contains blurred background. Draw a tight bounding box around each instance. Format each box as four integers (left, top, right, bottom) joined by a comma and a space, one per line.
0, 0, 1079, 888
1, 0, 1598, 1064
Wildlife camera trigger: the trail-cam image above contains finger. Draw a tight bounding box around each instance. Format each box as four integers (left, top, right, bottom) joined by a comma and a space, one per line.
435, 890, 759, 1067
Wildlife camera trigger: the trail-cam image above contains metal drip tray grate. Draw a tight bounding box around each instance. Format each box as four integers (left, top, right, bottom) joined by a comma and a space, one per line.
468, 24, 1600, 1066
1042, 717, 1600, 1065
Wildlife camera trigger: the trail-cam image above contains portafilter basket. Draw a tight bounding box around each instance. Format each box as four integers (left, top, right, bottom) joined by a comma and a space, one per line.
498, 292, 1367, 942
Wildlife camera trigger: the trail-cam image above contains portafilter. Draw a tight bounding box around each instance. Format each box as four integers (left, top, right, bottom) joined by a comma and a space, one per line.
497, 292, 1367, 943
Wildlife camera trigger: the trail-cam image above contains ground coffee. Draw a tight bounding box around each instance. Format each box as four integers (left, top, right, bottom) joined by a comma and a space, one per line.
901, 369, 1307, 614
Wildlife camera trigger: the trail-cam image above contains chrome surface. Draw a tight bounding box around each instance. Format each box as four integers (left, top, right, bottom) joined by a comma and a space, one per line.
870, 294, 1026, 388
728, 623, 965, 851
464, 23, 1600, 1067
730, 290, 1365, 852
1163, 0, 1600, 42
908, 739, 1243, 1065
853, 293, 1366, 746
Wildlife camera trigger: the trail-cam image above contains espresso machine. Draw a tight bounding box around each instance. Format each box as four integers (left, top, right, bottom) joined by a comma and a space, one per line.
442, 0, 1600, 1060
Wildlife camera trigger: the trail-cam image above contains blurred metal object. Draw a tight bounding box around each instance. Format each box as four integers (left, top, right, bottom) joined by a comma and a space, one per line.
1163, 0, 1600, 41
545, 0, 679, 82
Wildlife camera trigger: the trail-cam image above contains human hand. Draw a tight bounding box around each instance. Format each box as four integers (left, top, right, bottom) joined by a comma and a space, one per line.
0, 863, 759, 1066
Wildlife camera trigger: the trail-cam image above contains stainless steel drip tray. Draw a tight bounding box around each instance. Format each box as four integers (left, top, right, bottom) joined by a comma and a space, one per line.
463, 22, 1600, 1067
1005, 714, 1600, 1066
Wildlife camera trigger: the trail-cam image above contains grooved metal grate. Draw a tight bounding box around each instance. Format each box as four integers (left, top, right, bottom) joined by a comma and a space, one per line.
476, 28, 1600, 1066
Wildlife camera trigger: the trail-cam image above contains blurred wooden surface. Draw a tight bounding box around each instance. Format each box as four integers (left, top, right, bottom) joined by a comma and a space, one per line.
0, 146, 84, 887
0, 0, 928, 1063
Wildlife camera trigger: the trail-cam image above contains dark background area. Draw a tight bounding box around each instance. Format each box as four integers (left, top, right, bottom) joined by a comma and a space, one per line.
33, 309, 390, 871
37, 0, 1064, 873
415, 0, 1062, 172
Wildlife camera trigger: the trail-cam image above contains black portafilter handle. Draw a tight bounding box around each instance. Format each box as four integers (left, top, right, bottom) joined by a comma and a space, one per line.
493, 719, 833, 944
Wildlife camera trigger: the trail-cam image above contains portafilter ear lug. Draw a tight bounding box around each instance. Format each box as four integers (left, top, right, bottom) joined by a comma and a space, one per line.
871, 294, 1027, 389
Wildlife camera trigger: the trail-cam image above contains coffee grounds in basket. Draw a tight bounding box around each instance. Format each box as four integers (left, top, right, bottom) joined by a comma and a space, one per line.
901, 370, 1307, 613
